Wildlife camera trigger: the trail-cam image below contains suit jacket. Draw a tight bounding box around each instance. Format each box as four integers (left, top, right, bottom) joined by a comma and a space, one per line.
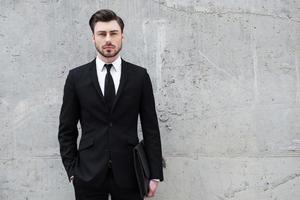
58, 58, 164, 188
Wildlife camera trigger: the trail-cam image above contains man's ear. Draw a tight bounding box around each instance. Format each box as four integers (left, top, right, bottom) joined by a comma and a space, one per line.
92, 34, 95, 43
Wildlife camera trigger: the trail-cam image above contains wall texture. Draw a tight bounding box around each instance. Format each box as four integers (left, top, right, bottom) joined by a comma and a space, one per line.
1, 0, 300, 199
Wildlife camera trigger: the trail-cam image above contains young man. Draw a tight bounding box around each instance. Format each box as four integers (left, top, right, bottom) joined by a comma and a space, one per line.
58, 9, 164, 200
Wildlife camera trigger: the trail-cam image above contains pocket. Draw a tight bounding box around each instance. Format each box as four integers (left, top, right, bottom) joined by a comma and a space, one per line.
78, 136, 94, 151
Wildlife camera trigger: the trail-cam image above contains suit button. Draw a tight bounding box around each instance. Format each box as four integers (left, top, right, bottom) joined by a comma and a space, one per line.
108, 160, 112, 168
109, 122, 113, 127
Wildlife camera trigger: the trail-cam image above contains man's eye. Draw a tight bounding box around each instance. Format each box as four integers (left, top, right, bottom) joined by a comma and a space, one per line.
98, 33, 106, 36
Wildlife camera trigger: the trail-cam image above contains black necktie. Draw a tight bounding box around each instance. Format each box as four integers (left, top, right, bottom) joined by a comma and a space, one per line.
104, 64, 115, 111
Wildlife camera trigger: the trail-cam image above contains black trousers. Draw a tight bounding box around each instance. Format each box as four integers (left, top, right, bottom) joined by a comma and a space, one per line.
73, 167, 143, 200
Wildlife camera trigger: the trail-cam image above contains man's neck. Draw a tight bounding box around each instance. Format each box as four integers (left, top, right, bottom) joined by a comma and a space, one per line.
97, 53, 119, 64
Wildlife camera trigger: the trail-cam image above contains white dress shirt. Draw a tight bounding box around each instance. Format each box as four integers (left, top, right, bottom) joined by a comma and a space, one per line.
96, 55, 121, 95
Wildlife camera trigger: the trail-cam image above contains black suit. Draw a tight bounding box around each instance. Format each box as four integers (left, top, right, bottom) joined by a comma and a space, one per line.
58, 58, 163, 195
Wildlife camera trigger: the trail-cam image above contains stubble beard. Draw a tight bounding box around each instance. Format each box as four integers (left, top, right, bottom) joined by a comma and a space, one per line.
96, 43, 122, 58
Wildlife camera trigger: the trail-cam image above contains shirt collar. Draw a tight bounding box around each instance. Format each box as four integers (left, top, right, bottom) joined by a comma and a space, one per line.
96, 56, 121, 72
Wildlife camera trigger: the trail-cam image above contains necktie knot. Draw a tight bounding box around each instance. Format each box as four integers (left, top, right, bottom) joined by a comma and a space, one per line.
104, 64, 113, 73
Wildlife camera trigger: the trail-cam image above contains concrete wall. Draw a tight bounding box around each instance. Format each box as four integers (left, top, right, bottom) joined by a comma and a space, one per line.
1, 0, 300, 199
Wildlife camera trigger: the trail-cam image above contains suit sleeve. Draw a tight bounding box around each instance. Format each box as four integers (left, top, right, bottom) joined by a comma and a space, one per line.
58, 70, 80, 182
139, 70, 164, 181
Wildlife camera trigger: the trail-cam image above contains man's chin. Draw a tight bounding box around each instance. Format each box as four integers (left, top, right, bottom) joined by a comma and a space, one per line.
98, 50, 115, 57
102, 53, 117, 58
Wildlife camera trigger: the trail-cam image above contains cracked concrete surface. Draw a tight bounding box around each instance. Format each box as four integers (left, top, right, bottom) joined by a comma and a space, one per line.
266, 173, 300, 191
1, 0, 300, 200
152, 0, 300, 22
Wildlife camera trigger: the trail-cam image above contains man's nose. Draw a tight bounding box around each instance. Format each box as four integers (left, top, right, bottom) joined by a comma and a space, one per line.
105, 34, 112, 42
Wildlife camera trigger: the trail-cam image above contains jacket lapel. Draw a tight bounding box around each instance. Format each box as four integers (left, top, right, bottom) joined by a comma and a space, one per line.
111, 59, 128, 113
89, 59, 105, 103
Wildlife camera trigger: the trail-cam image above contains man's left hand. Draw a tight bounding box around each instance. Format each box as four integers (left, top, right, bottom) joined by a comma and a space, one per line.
147, 180, 159, 197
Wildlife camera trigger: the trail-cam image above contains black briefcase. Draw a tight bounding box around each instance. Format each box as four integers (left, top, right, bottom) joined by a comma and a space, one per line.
133, 140, 150, 198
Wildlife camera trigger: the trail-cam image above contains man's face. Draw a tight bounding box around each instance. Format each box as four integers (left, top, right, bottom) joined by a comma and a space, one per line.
92, 20, 124, 58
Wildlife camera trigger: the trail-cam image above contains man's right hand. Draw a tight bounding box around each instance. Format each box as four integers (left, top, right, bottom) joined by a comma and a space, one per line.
70, 175, 74, 183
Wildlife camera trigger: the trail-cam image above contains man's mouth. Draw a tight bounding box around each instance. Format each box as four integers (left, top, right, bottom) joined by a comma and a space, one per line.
104, 46, 114, 49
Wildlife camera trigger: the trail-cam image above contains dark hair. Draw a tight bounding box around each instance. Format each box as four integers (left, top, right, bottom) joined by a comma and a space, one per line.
89, 9, 124, 33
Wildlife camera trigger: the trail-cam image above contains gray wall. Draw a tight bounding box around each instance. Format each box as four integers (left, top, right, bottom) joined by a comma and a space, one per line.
1, 0, 300, 199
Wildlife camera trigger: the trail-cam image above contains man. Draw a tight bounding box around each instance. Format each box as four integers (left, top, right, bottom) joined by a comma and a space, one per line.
58, 9, 164, 200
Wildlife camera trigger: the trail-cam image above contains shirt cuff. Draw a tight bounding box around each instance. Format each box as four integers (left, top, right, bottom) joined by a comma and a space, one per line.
151, 179, 160, 182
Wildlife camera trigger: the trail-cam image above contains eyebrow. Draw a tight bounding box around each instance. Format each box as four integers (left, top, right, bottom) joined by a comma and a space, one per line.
96, 30, 119, 33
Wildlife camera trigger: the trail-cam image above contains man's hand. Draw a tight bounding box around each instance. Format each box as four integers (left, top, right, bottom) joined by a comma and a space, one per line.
147, 180, 159, 197
70, 176, 74, 183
